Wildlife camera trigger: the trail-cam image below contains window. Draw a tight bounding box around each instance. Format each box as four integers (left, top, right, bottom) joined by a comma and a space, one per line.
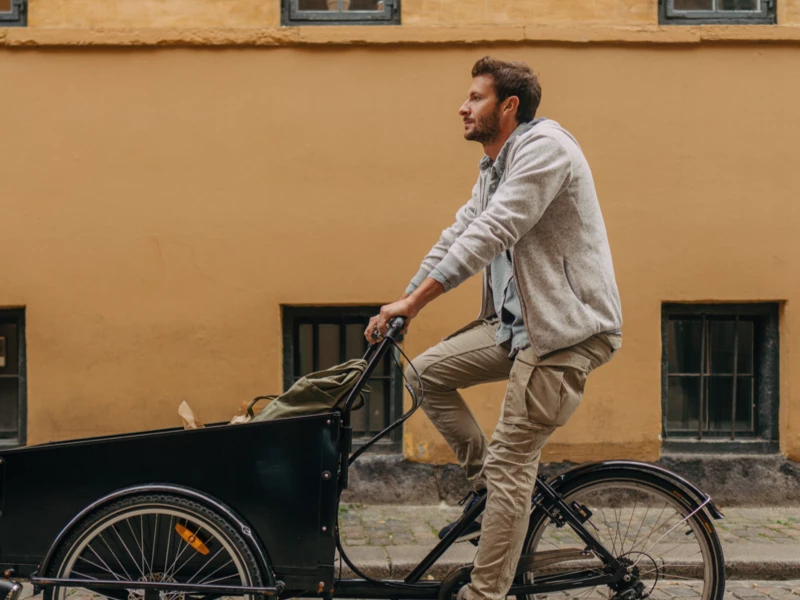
0, 309, 26, 447
282, 306, 403, 451
660, 0, 776, 24
0, 0, 26, 26
662, 303, 779, 452
282, 0, 400, 26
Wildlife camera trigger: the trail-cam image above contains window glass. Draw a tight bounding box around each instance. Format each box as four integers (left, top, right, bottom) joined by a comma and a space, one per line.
298, 0, 383, 9
297, 323, 313, 376
718, 0, 760, 10
0, 324, 16, 376
673, 0, 713, 9
0, 380, 18, 433
667, 320, 702, 374
667, 377, 701, 431
706, 376, 734, 431
318, 324, 340, 370
735, 377, 755, 432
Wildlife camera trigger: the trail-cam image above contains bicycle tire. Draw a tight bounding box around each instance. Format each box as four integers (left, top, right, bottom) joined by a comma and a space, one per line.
519, 468, 725, 600
44, 493, 264, 600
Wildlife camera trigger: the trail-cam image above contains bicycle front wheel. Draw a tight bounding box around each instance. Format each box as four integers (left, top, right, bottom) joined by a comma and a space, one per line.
44, 493, 264, 600
522, 469, 725, 600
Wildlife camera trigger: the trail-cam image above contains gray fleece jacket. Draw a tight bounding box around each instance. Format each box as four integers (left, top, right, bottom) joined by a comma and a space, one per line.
406, 119, 622, 358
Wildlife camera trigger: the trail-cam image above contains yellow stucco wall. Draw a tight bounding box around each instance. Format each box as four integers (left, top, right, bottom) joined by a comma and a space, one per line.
1, 44, 799, 463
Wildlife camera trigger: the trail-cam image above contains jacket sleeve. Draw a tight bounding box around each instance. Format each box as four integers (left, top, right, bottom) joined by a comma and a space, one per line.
404, 181, 481, 294
428, 134, 572, 291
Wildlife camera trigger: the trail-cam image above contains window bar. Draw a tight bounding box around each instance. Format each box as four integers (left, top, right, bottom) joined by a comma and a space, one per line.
312, 322, 320, 373
731, 316, 739, 440
292, 320, 300, 385
388, 347, 397, 428
698, 315, 707, 440
364, 320, 372, 437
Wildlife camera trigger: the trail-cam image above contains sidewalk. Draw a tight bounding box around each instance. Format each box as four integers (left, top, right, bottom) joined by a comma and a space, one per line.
337, 504, 800, 580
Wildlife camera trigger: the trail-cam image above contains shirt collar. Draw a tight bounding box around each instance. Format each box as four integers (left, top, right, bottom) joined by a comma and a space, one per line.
478, 118, 545, 175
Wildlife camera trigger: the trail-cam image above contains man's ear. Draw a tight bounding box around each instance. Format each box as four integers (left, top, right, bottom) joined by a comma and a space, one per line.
504, 96, 520, 117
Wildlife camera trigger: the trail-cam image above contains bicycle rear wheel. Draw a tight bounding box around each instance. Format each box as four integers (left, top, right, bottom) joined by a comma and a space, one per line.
521, 469, 725, 600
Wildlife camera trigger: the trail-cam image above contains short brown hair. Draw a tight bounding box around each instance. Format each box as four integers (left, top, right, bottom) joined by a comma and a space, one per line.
471, 57, 542, 123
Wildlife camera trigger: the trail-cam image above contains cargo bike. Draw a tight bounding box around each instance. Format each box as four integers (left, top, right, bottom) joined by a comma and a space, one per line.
0, 317, 726, 600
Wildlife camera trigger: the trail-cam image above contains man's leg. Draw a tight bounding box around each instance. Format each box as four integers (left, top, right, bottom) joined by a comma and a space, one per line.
463, 334, 618, 600
405, 321, 513, 491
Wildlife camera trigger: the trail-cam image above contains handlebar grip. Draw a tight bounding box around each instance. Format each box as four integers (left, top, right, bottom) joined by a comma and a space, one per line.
385, 316, 407, 339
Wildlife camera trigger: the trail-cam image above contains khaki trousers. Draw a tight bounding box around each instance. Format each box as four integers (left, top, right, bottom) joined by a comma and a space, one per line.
405, 321, 619, 600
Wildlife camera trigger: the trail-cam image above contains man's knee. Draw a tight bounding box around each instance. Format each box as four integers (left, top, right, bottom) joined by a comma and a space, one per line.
404, 352, 435, 393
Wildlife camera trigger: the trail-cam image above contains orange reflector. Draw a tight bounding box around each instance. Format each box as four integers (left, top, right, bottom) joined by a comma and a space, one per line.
175, 524, 210, 555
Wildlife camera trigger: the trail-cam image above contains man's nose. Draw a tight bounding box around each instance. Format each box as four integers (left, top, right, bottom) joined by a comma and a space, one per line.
458, 103, 469, 116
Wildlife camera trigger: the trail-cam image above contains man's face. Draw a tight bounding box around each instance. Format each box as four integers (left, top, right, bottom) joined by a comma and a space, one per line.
459, 75, 502, 144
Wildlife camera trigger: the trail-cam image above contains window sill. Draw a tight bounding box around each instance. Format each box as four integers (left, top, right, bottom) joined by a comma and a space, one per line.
4, 24, 800, 48
662, 438, 779, 455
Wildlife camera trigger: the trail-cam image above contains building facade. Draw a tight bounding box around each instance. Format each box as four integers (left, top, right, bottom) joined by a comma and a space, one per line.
2, 0, 799, 467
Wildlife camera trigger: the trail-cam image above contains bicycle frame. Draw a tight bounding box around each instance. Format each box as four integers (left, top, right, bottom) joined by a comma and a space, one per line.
332, 317, 629, 600
333, 474, 629, 599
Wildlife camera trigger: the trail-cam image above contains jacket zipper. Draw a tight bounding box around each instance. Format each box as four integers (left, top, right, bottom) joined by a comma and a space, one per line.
510, 247, 539, 358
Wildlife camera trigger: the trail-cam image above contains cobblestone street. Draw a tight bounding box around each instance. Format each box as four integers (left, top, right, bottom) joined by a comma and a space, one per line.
336, 504, 800, 581
338, 504, 800, 549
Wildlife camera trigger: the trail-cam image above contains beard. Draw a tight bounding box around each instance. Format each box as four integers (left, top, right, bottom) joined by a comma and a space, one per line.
465, 106, 501, 144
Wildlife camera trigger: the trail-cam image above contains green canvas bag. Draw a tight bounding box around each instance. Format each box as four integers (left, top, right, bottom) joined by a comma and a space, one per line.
248, 358, 371, 422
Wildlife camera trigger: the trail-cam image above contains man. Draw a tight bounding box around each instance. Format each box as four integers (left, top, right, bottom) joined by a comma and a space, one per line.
365, 57, 622, 600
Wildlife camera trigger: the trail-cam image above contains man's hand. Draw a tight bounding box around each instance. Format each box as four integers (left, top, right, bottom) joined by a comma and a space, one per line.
364, 278, 445, 344
365, 297, 418, 344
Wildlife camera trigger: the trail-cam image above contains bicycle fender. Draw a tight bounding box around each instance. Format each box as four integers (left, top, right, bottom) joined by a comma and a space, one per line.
36, 483, 277, 589
546, 460, 724, 520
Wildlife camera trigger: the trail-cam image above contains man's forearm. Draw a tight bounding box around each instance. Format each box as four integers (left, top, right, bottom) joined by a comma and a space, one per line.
407, 277, 445, 316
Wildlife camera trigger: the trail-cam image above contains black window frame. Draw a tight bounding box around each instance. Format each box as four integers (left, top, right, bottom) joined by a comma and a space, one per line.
282, 0, 400, 26
0, 308, 27, 448
659, 0, 776, 25
0, 0, 26, 27
282, 305, 404, 452
661, 303, 779, 454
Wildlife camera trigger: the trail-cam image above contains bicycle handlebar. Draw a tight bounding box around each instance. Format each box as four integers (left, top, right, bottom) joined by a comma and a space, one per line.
384, 316, 407, 340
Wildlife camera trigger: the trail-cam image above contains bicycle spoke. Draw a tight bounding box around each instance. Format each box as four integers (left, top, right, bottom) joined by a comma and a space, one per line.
195, 559, 235, 585
201, 572, 242, 585
625, 503, 671, 557
70, 570, 99, 581
610, 506, 623, 558
163, 521, 194, 580
598, 507, 618, 557
619, 499, 638, 555
98, 532, 135, 581
184, 547, 225, 584
111, 523, 146, 578
164, 516, 175, 576
626, 497, 653, 557
633, 500, 710, 567
150, 514, 159, 579
80, 544, 124, 580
